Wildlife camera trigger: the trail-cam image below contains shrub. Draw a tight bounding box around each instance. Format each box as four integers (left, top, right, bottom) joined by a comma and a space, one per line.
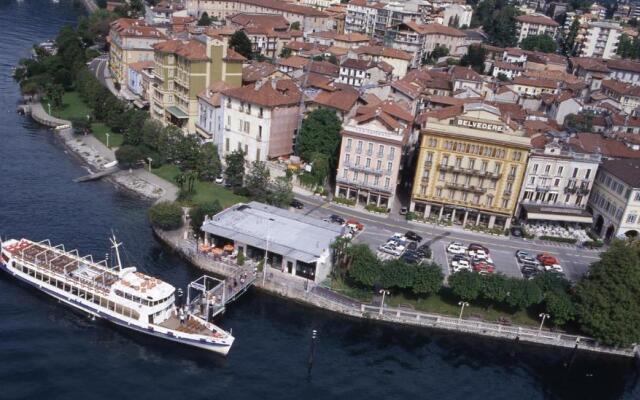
115, 144, 143, 167
364, 204, 389, 213
148, 201, 183, 230
583, 240, 604, 248
539, 235, 577, 244
237, 251, 245, 266
406, 211, 416, 221
334, 197, 356, 206
189, 200, 222, 234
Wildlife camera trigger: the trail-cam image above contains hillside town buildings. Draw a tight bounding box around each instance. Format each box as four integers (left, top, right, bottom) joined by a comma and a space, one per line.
105, 0, 640, 243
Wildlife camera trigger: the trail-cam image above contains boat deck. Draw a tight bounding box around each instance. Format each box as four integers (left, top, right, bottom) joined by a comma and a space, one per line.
6, 240, 119, 292
157, 314, 217, 337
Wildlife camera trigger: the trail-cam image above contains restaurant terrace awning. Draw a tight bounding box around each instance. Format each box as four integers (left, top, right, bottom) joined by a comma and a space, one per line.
522, 204, 593, 224
166, 106, 188, 119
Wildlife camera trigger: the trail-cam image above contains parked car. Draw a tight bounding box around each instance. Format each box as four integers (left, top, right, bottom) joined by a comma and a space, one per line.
473, 262, 495, 274
215, 175, 224, 184
401, 250, 421, 264
399, 207, 408, 215
346, 219, 364, 231
544, 264, 564, 273
468, 249, 488, 260
468, 243, 490, 254
407, 241, 418, 251
405, 231, 423, 242
521, 265, 541, 279
447, 242, 466, 254
290, 199, 304, 209
417, 244, 432, 259
516, 250, 534, 263
325, 214, 345, 225
453, 260, 471, 272
537, 253, 559, 266
510, 227, 524, 238
451, 256, 468, 268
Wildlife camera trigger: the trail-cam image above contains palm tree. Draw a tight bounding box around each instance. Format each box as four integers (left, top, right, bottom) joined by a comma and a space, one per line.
186, 170, 198, 193
175, 172, 186, 190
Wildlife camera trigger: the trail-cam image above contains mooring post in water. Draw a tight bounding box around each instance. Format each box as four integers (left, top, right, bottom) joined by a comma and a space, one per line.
308, 329, 318, 376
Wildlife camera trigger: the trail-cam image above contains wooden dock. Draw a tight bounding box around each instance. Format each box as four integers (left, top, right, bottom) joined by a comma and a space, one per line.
186, 272, 257, 321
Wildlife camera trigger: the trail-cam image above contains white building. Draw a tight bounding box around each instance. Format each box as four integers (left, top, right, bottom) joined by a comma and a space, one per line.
345, 0, 381, 36
579, 21, 621, 60
606, 59, 640, 86
201, 202, 343, 283
516, 137, 600, 225
196, 81, 232, 150
589, 158, 640, 241
443, 4, 473, 28
515, 14, 559, 43
220, 79, 301, 164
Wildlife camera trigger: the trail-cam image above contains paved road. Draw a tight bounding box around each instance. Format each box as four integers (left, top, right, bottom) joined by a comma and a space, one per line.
292, 193, 600, 282
87, 55, 119, 98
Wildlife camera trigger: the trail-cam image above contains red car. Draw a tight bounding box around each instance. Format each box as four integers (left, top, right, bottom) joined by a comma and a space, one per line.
537, 253, 559, 266
473, 261, 495, 274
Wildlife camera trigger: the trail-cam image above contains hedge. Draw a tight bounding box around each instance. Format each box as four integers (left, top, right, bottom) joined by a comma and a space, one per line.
334, 197, 356, 206
539, 235, 577, 244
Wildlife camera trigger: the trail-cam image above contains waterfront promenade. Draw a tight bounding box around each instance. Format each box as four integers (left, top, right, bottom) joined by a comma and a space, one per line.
154, 226, 637, 359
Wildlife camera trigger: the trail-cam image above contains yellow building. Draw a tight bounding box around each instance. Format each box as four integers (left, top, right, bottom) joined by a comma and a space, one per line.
150, 35, 244, 134
108, 18, 166, 86
410, 103, 531, 230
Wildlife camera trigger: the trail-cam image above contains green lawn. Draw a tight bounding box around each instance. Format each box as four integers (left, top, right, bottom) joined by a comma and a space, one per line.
91, 122, 123, 148
152, 164, 246, 208
386, 292, 539, 327
47, 91, 92, 121
330, 277, 374, 303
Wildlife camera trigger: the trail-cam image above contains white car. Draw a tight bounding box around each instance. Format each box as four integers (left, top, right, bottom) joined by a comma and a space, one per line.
453, 261, 471, 272
468, 249, 487, 259
545, 264, 564, 273
391, 232, 404, 240
447, 243, 467, 254
215, 175, 224, 184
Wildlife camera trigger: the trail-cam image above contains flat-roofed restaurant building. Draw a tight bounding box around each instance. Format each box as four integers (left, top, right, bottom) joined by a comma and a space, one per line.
410, 103, 531, 230
201, 202, 343, 283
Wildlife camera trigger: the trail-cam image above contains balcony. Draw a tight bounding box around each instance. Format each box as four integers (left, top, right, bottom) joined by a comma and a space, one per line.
535, 185, 551, 192
445, 182, 486, 194
564, 186, 577, 194
345, 162, 384, 176
336, 177, 393, 194
438, 165, 502, 179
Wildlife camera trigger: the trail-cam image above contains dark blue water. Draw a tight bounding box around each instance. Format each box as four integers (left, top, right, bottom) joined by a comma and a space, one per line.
1, 1, 639, 399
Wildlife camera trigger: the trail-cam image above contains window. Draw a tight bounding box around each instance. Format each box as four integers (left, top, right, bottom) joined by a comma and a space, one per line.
544, 164, 551, 175
367, 142, 373, 155
572, 167, 578, 178
345, 154, 350, 164
501, 199, 509, 208
442, 155, 449, 166
436, 188, 442, 197
256, 148, 261, 162
244, 121, 250, 133
384, 177, 390, 188
355, 156, 361, 166
374, 176, 380, 186
455, 157, 462, 168
389, 147, 395, 159
378, 145, 384, 157
258, 126, 262, 140
354, 171, 359, 181
357, 141, 363, 152
627, 214, 638, 224
387, 161, 393, 173
343, 168, 348, 178
584, 169, 591, 179
481, 160, 488, 172
376, 160, 382, 170
346, 138, 352, 150
509, 165, 517, 177
529, 176, 535, 185
575, 195, 583, 205
494, 163, 501, 174
439, 172, 445, 181
225, 138, 230, 152
532, 164, 538, 174
426, 152, 433, 163
635, 192, 640, 202
366, 158, 371, 168
469, 159, 475, 170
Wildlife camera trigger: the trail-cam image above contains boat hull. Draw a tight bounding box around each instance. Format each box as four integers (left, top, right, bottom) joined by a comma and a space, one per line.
0, 260, 232, 356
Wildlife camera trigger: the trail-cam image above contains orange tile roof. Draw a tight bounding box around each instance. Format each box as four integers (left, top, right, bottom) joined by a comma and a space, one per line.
277, 55, 309, 69
198, 81, 233, 107
569, 133, 640, 159
311, 86, 359, 112
512, 76, 558, 89
401, 21, 466, 37
223, 79, 301, 107
215, 0, 327, 17
516, 14, 559, 26
128, 60, 154, 72
353, 45, 413, 61
153, 39, 208, 61
243, 61, 278, 83
110, 18, 166, 39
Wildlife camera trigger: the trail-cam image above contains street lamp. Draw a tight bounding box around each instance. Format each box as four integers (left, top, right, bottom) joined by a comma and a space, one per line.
379, 289, 390, 315
538, 313, 550, 336
105, 132, 110, 149
458, 301, 469, 323
147, 157, 153, 172
47, 102, 51, 115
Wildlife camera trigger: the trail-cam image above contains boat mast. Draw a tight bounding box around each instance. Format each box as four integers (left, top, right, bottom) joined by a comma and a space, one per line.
110, 234, 123, 271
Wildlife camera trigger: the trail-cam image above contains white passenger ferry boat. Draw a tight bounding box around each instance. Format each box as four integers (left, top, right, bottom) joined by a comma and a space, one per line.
0, 236, 234, 356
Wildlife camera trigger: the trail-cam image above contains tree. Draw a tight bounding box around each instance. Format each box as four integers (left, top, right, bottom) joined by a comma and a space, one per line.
189, 200, 222, 234
544, 290, 576, 326
496, 72, 509, 81
224, 150, 245, 189
412, 263, 444, 296
196, 143, 222, 181
198, 12, 212, 26
449, 271, 483, 301
575, 241, 640, 347
480, 274, 510, 303
520, 34, 557, 53
423, 45, 449, 65
459, 44, 487, 74
45, 83, 64, 108
504, 279, 542, 310
149, 201, 183, 230
280, 47, 292, 58
483, 5, 519, 47
380, 259, 414, 289
71, 117, 91, 135
330, 236, 351, 279
229, 30, 253, 60
290, 21, 301, 30
347, 244, 380, 287
115, 144, 143, 167
297, 108, 342, 166
563, 17, 580, 55
269, 175, 294, 208
245, 161, 270, 202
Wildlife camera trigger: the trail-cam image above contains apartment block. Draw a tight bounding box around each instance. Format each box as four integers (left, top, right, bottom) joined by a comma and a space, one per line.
579, 21, 621, 60
515, 14, 559, 43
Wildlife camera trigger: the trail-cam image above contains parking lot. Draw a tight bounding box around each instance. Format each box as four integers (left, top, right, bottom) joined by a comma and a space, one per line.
286, 197, 590, 282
